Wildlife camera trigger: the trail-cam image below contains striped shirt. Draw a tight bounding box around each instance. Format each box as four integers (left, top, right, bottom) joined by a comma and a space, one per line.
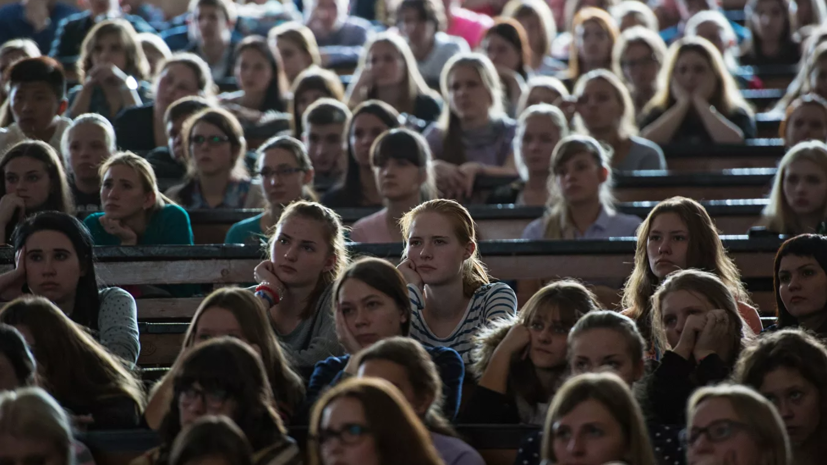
409, 282, 518, 364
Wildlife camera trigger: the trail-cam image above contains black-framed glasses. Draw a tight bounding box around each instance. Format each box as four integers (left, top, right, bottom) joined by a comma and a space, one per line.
190, 135, 231, 146
258, 167, 305, 179
179, 385, 230, 408
680, 420, 751, 447
314, 423, 372, 445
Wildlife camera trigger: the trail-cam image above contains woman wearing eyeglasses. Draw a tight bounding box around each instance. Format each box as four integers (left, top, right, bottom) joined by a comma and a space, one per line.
165, 108, 264, 210
225, 137, 317, 246
684, 384, 792, 465
308, 377, 445, 465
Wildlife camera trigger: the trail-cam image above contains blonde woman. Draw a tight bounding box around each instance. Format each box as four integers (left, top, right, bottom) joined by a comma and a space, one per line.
502, 0, 566, 76
757, 140, 827, 235
612, 26, 667, 117
0, 388, 73, 465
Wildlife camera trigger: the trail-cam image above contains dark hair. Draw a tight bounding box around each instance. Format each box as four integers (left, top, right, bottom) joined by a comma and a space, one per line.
290, 68, 345, 137
234, 36, 286, 112
0, 323, 35, 387
181, 107, 248, 182
333, 258, 412, 336
773, 234, 827, 328
256, 136, 318, 203
170, 416, 254, 465
338, 100, 400, 204
371, 127, 436, 201
395, 0, 447, 31
8, 57, 66, 100
11, 212, 100, 331
483, 18, 531, 80
744, 0, 796, 61
302, 98, 351, 133
164, 96, 212, 126
189, 0, 237, 23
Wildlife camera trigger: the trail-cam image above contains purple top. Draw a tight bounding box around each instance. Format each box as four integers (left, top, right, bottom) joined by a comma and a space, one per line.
521, 206, 642, 239
424, 117, 516, 167
431, 433, 486, 465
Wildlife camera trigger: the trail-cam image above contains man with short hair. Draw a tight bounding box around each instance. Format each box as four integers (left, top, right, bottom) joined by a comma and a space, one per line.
302, 98, 351, 190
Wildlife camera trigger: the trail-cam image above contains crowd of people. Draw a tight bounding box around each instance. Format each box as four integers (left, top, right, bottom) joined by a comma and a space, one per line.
0, 0, 825, 463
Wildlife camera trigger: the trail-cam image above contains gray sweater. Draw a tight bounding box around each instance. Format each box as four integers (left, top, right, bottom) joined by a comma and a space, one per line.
615, 136, 667, 171
273, 285, 344, 369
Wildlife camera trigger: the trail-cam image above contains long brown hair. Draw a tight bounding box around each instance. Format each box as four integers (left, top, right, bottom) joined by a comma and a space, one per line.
78, 19, 149, 82
333, 258, 412, 336
0, 140, 74, 216
181, 107, 249, 181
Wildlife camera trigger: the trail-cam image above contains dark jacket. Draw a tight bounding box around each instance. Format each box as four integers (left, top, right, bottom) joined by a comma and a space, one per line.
114, 103, 156, 154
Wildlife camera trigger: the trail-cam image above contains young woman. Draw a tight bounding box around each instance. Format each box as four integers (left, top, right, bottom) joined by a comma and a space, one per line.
346, 34, 442, 123
742, 0, 800, 66
0, 323, 35, 391
0, 296, 145, 429
132, 338, 301, 465
541, 372, 657, 465
685, 385, 792, 465
521, 135, 642, 240
425, 54, 518, 200
622, 196, 763, 353
166, 108, 263, 210
567, 311, 646, 387
144, 288, 305, 430
356, 337, 484, 465
465, 280, 600, 424
613, 27, 666, 119
114, 53, 215, 153
306, 258, 463, 419
639, 37, 756, 145
487, 104, 569, 206
398, 199, 518, 363
780, 95, 827, 147
502, 0, 566, 76
646, 269, 753, 426
0, 212, 140, 363
84, 153, 195, 248
480, 19, 530, 117
567, 8, 620, 85
290, 67, 345, 138
225, 136, 316, 246
514, 75, 571, 116
170, 416, 254, 465
769, 234, 827, 336
572, 69, 666, 171
350, 128, 436, 243
308, 377, 444, 465
219, 36, 288, 124
61, 114, 116, 216
253, 201, 349, 370
67, 19, 151, 121
758, 141, 827, 235
0, 388, 73, 465
0, 141, 74, 244
268, 22, 321, 86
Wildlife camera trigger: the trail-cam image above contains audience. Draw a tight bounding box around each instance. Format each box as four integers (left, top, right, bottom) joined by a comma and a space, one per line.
183, 0, 239, 82
0, 387, 75, 465
768, 234, 827, 336
219, 36, 288, 124
268, 22, 321, 86
397, 0, 469, 86
304, 0, 372, 68
501, 0, 566, 76
169, 416, 254, 465
613, 26, 667, 117
684, 10, 749, 86
0, 0, 78, 54
481, 19, 530, 118
61, 114, 116, 215
145, 96, 212, 182
302, 98, 351, 190
780, 94, 827, 147
289, 67, 345, 139
741, 0, 800, 66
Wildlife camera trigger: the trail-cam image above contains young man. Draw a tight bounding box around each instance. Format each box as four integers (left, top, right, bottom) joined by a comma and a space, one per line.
180, 0, 239, 82
305, 0, 372, 68
145, 96, 212, 182
0, 57, 71, 152
0, 0, 79, 54
397, 0, 469, 85
301, 98, 350, 191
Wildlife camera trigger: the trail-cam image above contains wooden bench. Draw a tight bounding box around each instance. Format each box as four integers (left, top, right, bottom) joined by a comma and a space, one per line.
661, 140, 782, 171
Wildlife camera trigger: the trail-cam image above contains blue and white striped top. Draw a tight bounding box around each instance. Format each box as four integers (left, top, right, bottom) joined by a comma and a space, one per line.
408, 282, 518, 364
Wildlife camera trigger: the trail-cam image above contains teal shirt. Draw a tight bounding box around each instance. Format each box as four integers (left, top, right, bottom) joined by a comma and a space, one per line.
225, 213, 267, 246
83, 204, 194, 246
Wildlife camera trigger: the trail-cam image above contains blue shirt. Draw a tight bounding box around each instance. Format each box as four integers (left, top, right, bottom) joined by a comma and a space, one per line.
83, 204, 194, 246
225, 213, 266, 246
521, 207, 642, 240
0, 2, 79, 53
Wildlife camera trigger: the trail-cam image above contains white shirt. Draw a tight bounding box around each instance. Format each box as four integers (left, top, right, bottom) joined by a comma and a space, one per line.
0, 116, 72, 154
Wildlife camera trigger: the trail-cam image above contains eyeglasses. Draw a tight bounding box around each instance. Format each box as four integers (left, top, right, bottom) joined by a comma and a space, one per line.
680, 420, 751, 447
179, 386, 230, 408
190, 135, 231, 146
314, 423, 372, 446
621, 56, 658, 69
258, 167, 305, 179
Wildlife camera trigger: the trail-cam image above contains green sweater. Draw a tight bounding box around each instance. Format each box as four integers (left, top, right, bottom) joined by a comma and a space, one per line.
83, 204, 194, 246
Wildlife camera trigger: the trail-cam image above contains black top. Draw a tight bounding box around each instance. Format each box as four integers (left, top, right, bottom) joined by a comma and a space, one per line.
113, 103, 156, 154
145, 146, 187, 183
459, 385, 521, 424
487, 181, 524, 205
741, 42, 801, 66
320, 184, 382, 209
639, 105, 756, 144
71, 180, 101, 218
411, 94, 443, 123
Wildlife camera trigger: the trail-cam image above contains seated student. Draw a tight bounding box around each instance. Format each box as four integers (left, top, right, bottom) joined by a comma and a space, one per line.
567, 311, 646, 387
309, 377, 445, 465
225, 136, 316, 245
640, 37, 756, 145
356, 337, 483, 465
613, 26, 667, 118
165, 108, 264, 209
138, 33, 172, 78
541, 373, 657, 465
0, 141, 74, 245
0, 388, 76, 465
780, 94, 827, 148
219, 36, 288, 127
684, 10, 760, 90
114, 53, 215, 153
0, 39, 40, 111
397, 199, 518, 363
0, 212, 139, 362
397, 0, 469, 86
170, 416, 254, 465
734, 329, 827, 465
758, 142, 827, 235
611, 0, 659, 32
684, 385, 791, 465
304, 0, 372, 68
464, 280, 600, 425
0, 324, 35, 391
289, 68, 345, 139
0, 57, 72, 153
321, 100, 400, 209
84, 153, 194, 248
480, 19, 530, 118
132, 338, 301, 465
180, 0, 239, 82
143, 288, 306, 430
766, 234, 827, 336
0, 0, 78, 54
347, 34, 443, 124
66, 19, 150, 121
572, 70, 665, 171
302, 98, 350, 191
514, 75, 571, 117
425, 54, 518, 201
741, 0, 801, 65
145, 96, 212, 182
621, 196, 763, 356
502, 0, 566, 77
0, 296, 144, 428
305, 258, 463, 419
49, 0, 154, 77
645, 269, 753, 426
565, 8, 620, 86
253, 201, 348, 371
268, 23, 321, 86
61, 114, 116, 216
350, 128, 436, 243
521, 135, 642, 240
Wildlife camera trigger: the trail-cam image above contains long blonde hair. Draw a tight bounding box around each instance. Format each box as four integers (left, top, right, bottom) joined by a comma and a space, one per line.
514, 103, 570, 181
758, 140, 827, 234
572, 69, 638, 138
